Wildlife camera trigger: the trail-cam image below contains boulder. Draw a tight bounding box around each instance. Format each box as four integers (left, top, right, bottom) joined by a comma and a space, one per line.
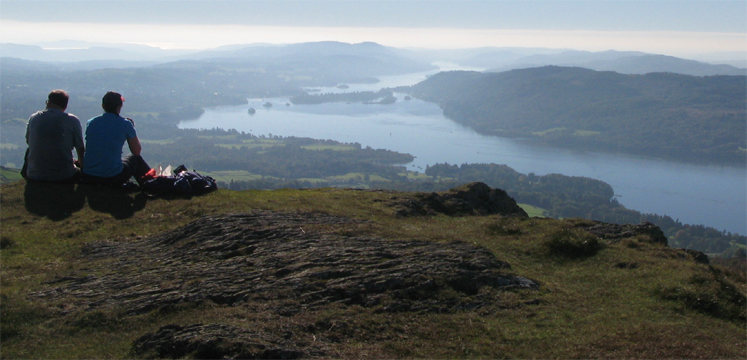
580, 221, 668, 246
396, 182, 528, 217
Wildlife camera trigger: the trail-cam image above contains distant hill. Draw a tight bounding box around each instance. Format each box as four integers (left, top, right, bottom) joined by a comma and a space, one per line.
466, 49, 746, 76
1, 41, 437, 76
577, 53, 747, 76
179, 41, 437, 81
0, 57, 61, 72
0, 42, 196, 63
402, 66, 746, 164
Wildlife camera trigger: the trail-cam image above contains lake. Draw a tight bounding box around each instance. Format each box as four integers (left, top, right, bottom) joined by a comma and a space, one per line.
180, 66, 747, 235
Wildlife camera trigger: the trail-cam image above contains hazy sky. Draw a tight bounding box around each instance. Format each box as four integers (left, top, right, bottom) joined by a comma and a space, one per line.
1, 0, 745, 56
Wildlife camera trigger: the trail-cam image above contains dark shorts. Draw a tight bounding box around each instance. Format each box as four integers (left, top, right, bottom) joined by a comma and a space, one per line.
81, 154, 151, 186
23, 168, 81, 184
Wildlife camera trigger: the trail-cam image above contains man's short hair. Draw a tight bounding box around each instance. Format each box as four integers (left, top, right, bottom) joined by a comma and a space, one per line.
47, 90, 69, 109
102, 91, 124, 113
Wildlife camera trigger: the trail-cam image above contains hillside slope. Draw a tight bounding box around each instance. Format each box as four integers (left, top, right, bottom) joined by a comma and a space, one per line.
1, 181, 745, 359
403, 67, 747, 165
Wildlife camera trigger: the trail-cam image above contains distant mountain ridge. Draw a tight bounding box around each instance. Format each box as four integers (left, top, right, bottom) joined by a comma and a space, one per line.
417, 48, 746, 76
482, 50, 747, 76
0, 42, 194, 63
0, 41, 435, 75
3, 42, 745, 76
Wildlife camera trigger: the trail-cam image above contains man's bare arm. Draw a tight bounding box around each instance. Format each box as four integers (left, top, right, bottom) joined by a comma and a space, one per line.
127, 136, 142, 156
76, 146, 85, 168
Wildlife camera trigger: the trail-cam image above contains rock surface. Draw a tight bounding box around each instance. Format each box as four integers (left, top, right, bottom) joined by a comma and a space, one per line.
36, 211, 536, 315
132, 323, 311, 359
580, 221, 668, 245
34, 210, 538, 358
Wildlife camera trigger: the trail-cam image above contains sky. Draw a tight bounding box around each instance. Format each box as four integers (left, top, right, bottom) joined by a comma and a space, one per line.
1, 0, 745, 57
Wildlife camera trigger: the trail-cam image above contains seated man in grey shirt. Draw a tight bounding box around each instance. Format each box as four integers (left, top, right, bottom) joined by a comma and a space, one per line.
23, 90, 85, 182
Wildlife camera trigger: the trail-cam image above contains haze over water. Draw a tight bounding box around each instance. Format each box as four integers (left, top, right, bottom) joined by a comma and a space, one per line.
180, 67, 747, 235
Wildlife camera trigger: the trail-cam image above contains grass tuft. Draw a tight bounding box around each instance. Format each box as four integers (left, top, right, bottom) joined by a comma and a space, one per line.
544, 227, 604, 259
0, 235, 14, 249
655, 268, 747, 322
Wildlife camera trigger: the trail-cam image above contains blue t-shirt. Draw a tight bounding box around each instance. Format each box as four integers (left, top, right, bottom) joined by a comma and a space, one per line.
83, 112, 137, 177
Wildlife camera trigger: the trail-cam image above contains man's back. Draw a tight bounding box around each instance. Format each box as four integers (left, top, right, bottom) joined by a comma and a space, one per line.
25, 108, 84, 181
83, 112, 137, 178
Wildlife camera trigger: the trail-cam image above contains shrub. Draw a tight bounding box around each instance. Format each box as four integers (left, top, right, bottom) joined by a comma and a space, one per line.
544, 228, 604, 259
655, 270, 747, 322
0, 236, 14, 249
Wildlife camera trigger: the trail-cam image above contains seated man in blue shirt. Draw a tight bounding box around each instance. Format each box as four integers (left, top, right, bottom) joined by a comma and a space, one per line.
23, 89, 85, 182
81, 91, 152, 186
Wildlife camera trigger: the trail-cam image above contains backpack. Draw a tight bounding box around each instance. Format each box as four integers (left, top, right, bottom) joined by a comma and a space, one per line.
141, 165, 217, 196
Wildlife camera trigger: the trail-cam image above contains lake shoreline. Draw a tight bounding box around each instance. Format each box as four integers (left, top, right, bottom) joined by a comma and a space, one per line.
179, 69, 746, 235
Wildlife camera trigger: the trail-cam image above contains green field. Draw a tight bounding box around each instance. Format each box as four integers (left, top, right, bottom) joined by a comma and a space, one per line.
519, 203, 549, 217
301, 144, 357, 151
203, 170, 264, 182
0, 167, 23, 184
532, 127, 566, 136
532, 128, 601, 137
139, 139, 175, 145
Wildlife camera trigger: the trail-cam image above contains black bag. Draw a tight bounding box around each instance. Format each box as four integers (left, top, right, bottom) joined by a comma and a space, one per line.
141, 165, 217, 196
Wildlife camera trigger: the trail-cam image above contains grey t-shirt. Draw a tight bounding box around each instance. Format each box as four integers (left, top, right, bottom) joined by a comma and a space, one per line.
25, 108, 84, 181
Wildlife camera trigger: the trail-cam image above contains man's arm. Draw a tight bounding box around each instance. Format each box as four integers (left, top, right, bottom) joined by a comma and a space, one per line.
72, 117, 85, 167
75, 146, 85, 168
127, 136, 142, 156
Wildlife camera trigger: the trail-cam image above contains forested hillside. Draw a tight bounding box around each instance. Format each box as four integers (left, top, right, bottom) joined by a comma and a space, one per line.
402, 67, 746, 165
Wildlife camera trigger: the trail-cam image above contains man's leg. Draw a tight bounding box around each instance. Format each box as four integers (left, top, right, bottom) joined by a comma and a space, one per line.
122, 154, 152, 185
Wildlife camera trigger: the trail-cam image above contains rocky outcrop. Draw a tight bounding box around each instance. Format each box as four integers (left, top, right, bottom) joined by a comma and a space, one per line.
34, 211, 537, 316
579, 220, 710, 264
132, 323, 311, 359
33, 210, 539, 358
580, 221, 668, 246
394, 182, 528, 217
